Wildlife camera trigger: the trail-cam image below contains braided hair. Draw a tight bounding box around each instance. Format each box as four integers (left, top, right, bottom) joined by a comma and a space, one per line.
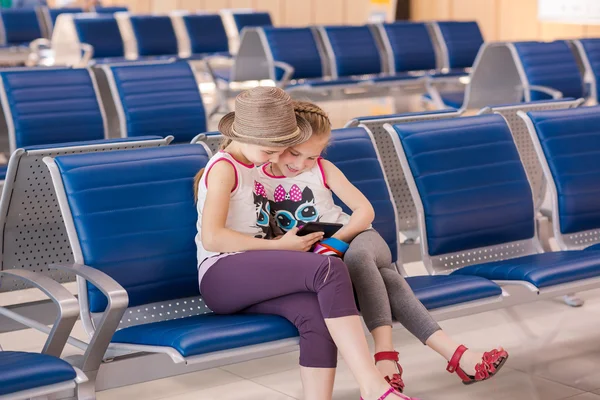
292, 101, 332, 138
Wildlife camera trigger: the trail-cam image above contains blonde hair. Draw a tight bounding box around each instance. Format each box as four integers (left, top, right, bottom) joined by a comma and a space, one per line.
193, 138, 233, 202
292, 101, 332, 138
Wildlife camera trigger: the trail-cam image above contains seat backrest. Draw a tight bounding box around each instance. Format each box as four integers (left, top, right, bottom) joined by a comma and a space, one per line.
181, 14, 229, 55
43, 7, 83, 36
128, 15, 179, 57
233, 11, 272, 33
328, 128, 399, 262
523, 106, 600, 250
319, 25, 383, 78
261, 27, 324, 80
94, 6, 129, 14
0, 136, 170, 293
73, 15, 125, 58
433, 21, 483, 70
0, 68, 107, 151
574, 38, 600, 103
478, 98, 583, 212
512, 41, 584, 101
345, 110, 460, 234
0, 9, 43, 45
377, 22, 437, 73
47, 145, 209, 315
103, 61, 207, 143
388, 115, 537, 274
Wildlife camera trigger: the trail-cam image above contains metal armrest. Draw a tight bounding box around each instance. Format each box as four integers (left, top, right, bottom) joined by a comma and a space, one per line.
529, 85, 563, 100
77, 43, 94, 67
29, 38, 51, 52
273, 61, 294, 88
0, 270, 79, 357
49, 263, 128, 374
205, 55, 234, 83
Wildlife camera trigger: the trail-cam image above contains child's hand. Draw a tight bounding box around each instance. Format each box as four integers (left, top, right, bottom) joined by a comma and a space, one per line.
276, 228, 323, 252
313, 237, 350, 257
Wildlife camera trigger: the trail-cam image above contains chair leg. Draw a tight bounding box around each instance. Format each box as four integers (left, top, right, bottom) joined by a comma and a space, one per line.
562, 294, 584, 307
76, 370, 98, 400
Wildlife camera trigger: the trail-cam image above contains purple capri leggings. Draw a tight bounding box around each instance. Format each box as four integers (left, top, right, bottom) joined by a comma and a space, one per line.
200, 250, 359, 368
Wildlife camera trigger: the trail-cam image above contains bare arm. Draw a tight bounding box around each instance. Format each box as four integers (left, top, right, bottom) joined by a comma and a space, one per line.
321, 159, 375, 243
201, 160, 322, 252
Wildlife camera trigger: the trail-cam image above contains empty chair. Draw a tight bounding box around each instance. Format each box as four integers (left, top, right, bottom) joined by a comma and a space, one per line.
572, 38, 600, 103
93, 5, 129, 13
430, 21, 484, 74
43, 144, 300, 395
0, 136, 171, 292
318, 25, 425, 87
117, 14, 180, 59
511, 40, 585, 101
519, 106, 600, 251
0, 67, 107, 152
387, 114, 600, 297
231, 11, 272, 32
40, 6, 83, 37
102, 61, 207, 143
171, 13, 230, 59
0, 269, 86, 399
0, 8, 43, 46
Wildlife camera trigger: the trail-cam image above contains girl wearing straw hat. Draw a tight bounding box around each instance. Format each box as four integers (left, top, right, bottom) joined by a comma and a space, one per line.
194, 87, 415, 400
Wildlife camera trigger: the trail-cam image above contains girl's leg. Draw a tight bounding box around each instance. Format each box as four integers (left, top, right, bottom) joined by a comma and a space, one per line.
343, 231, 397, 380
200, 251, 395, 400
243, 292, 337, 400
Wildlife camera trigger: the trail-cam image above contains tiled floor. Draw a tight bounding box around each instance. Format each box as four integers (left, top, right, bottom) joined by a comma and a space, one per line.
3, 94, 600, 399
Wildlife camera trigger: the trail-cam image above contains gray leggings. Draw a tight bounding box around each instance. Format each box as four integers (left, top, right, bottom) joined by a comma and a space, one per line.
344, 230, 441, 343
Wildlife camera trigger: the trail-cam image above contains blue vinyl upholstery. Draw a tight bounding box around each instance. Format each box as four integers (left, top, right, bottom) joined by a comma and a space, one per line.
513, 41, 584, 101
94, 6, 129, 14
0, 9, 42, 45
436, 21, 483, 69
262, 27, 323, 80
0, 351, 76, 396
129, 15, 179, 56
183, 14, 230, 56
47, 7, 83, 28
112, 314, 298, 357
328, 128, 398, 261
453, 251, 600, 288
323, 26, 382, 77
107, 61, 206, 143
577, 38, 600, 102
74, 16, 125, 59
393, 115, 535, 256
0, 68, 105, 148
526, 106, 600, 234
382, 22, 437, 73
54, 145, 209, 312
232, 12, 272, 33
327, 128, 503, 308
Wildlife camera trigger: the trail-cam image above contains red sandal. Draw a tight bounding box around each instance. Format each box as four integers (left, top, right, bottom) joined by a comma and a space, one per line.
446, 345, 509, 385
374, 351, 405, 392
360, 387, 420, 400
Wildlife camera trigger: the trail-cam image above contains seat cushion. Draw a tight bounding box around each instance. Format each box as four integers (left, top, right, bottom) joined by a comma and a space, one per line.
585, 243, 600, 251
406, 275, 502, 310
422, 91, 464, 109
290, 77, 361, 88
452, 251, 600, 288
111, 313, 299, 357
0, 351, 76, 396
371, 73, 422, 83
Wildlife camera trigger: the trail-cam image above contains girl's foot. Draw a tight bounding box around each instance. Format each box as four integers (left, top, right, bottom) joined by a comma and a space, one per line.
446, 345, 508, 384
374, 351, 404, 392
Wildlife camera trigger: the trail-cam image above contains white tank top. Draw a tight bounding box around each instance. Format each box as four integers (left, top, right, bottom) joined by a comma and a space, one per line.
196, 152, 270, 285
257, 159, 351, 233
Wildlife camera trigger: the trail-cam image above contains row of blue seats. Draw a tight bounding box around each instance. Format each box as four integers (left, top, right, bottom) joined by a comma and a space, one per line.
4, 103, 600, 398
0, 5, 128, 46
211, 20, 483, 95
49, 10, 272, 66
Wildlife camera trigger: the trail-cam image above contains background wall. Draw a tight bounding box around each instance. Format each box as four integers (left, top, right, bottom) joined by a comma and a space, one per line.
51, 0, 600, 41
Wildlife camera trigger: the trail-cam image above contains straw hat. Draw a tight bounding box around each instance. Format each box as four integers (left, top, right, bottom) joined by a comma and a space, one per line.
218, 87, 312, 147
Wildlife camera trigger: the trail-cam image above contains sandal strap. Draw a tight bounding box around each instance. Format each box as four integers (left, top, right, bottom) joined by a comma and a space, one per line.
374, 351, 400, 363
446, 345, 468, 373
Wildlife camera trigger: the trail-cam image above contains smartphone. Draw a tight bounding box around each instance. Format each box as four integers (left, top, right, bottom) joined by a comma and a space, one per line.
297, 222, 343, 238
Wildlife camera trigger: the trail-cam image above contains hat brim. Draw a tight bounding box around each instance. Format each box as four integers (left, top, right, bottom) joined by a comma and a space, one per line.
218, 112, 312, 147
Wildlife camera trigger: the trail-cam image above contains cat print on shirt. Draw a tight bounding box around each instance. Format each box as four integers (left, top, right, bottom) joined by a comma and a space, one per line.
269, 184, 319, 232
253, 181, 272, 238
